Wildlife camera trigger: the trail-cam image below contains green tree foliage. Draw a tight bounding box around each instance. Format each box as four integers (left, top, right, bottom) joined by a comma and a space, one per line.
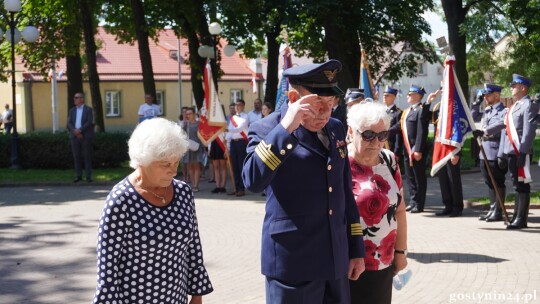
460, 0, 540, 94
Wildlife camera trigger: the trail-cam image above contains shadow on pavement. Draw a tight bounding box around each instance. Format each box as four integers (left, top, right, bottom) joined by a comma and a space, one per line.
408, 252, 508, 264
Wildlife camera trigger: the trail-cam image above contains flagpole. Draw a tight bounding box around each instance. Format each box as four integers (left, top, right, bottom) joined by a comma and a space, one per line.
475, 137, 510, 224
224, 144, 237, 193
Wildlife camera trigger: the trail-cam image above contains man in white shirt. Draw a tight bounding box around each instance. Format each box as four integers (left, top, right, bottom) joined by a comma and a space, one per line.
247, 98, 263, 125
226, 99, 249, 196
1, 104, 13, 134
137, 94, 161, 123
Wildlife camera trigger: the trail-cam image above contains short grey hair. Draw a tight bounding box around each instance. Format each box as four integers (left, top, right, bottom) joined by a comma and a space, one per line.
128, 118, 189, 168
347, 102, 391, 131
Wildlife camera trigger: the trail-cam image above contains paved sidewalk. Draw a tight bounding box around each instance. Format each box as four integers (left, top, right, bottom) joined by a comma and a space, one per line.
1, 166, 539, 304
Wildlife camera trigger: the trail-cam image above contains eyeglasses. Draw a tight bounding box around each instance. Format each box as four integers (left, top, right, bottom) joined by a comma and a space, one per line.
357, 129, 389, 142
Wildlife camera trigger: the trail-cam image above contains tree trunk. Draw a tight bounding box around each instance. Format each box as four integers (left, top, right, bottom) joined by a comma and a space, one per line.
442, 0, 469, 102
131, 0, 156, 100
81, 0, 105, 132
66, 54, 84, 113
264, 26, 280, 106
181, 17, 205, 111
323, 23, 357, 95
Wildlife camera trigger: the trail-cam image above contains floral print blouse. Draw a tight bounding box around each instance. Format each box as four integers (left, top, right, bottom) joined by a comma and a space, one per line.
349, 151, 402, 271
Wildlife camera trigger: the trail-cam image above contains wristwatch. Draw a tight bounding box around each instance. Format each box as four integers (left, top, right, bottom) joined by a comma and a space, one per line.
395, 249, 408, 256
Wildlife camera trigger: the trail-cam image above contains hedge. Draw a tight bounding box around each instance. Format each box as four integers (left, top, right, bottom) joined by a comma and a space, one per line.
0, 132, 130, 169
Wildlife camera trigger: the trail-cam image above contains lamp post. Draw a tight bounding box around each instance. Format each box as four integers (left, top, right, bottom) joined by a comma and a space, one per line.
197, 22, 236, 91
2, 0, 39, 169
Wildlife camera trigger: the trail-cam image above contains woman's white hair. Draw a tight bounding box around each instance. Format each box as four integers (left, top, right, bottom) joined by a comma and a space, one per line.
128, 118, 189, 168
347, 102, 391, 131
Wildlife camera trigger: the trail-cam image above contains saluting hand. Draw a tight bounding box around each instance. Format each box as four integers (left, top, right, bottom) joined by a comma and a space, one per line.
280, 94, 319, 134
348, 257, 365, 280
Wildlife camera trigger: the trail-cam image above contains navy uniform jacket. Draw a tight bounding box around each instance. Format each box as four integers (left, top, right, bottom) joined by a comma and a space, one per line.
242, 105, 365, 281
331, 104, 348, 131
403, 103, 429, 155
386, 104, 403, 156
500, 96, 538, 156
471, 102, 507, 160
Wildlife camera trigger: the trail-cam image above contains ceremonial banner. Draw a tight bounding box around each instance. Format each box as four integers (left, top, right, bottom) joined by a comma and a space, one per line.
430, 56, 475, 176
360, 49, 375, 98
198, 61, 227, 148
275, 47, 292, 111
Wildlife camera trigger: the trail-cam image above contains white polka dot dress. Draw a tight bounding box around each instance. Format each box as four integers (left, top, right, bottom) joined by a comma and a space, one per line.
92, 178, 213, 304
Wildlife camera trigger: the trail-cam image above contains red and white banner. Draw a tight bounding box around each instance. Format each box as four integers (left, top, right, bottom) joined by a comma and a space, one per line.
430, 56, 475, 176
198, 61, 227, 148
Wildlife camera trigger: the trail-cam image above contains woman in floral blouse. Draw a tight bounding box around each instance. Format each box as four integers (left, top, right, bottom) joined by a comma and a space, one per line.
347, 102, 408, 304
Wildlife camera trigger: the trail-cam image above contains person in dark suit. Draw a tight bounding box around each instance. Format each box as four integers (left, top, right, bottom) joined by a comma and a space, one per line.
345, 88, 365, 110
425, 88, 465, 217
67, 92, 94, 182
498, 74, 539, 229
331, 97, 347, 130
471, 84, 508, 222
242, 60, 366, 304
382, 86, 403, 158
401, 85, 429, 213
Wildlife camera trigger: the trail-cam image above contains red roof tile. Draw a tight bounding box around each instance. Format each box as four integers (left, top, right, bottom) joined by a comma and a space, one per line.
27, 27, 261, 82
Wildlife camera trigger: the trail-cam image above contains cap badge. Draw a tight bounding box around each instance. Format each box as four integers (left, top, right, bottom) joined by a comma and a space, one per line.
324, 69, 338, 82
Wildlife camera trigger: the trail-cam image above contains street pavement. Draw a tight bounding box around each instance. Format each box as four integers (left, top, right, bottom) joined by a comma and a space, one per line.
1, 166, 539, 304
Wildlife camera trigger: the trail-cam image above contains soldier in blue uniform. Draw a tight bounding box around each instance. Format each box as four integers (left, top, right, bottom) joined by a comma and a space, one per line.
499, 74, 539, 229
382, 86, 403, 158
401, 85, 430, 213
242, 60, 366, 303
471, 84, 508, 222
345, 88, 365, 109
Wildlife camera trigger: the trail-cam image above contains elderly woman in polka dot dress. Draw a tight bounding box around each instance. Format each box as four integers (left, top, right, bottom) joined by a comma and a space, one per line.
93, 118, 213, 304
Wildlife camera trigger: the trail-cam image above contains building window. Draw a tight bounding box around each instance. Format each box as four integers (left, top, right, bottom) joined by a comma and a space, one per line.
417, 62, 427, 76
156, 90, 165, 114
231, 89, 242, 103
105, 91, 121, 117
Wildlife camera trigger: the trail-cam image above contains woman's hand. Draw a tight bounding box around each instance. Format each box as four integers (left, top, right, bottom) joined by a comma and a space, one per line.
394, 253, 408, 274
189, 296, 202, 304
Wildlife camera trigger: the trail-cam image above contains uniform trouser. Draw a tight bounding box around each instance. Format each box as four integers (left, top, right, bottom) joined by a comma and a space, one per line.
403, 154, 427, 208
479, 159, 507, 189
230, 139, 248, 192
508, 154, 530, 193
266, 276, 350, 304
437, 159, 464, 212
70, 137, 92, 180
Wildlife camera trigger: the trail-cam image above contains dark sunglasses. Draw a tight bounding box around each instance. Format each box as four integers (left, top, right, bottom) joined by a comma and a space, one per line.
357, 130, 389, 142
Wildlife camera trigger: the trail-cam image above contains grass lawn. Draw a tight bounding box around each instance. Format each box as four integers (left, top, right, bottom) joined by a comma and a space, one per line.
468, 191, 540, 205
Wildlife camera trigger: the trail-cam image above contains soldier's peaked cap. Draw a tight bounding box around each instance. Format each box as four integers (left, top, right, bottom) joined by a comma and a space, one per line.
283, 59, 345, 96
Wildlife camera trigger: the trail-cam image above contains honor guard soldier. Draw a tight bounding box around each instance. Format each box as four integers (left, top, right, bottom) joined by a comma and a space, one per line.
401, 85, 430, 213
242, 60, 366, 303
499, 74, 539, 229
383, 86, 403, 157
471, 84, 508, 222
345, 88, 366, 109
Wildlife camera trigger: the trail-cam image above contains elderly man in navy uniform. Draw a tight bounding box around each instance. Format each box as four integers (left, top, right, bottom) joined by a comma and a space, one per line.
383, 86, 403, 158
401, 85, 429, 213
471, 84, 508, 222
242, 59, 366, 303
499, 74, 539, 229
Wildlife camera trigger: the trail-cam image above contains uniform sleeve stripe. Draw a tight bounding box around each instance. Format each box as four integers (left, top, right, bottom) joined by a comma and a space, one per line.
255, 141, 280, 171
256, 145, 280, 169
